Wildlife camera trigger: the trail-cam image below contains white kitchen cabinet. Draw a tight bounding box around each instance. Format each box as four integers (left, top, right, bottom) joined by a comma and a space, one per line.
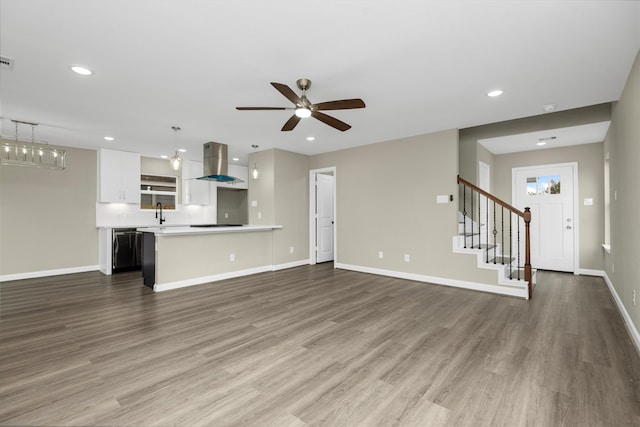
98, 148, 141, 203
182, 160, 210, 205
217, 164, 248, 189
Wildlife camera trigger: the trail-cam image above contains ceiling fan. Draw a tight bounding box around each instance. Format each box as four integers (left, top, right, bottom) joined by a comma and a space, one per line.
236, 78, 365, 132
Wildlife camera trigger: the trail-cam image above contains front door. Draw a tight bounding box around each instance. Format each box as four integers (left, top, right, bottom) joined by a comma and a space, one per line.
316, 173, 334, 263
513, 163, 576, 272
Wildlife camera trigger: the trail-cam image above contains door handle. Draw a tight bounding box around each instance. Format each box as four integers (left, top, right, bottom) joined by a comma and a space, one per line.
566, 225, 572, 230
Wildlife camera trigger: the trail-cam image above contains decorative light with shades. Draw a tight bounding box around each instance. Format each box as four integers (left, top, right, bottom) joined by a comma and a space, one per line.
1, 119, 66, 170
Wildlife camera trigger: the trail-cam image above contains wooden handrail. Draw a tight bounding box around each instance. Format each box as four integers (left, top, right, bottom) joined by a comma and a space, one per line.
457, 175, 526, 217
457, 175, 533, 299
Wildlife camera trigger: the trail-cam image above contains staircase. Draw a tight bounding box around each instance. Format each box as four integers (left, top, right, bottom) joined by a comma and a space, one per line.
454, 176, 535, 299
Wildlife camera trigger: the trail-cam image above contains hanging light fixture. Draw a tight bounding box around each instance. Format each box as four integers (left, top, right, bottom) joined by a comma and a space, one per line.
169, 126, 182, 171
1, 120, 65, 170
251, 144, 259, 179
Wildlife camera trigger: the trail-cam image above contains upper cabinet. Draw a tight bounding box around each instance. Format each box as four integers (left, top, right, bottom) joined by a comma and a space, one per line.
217, 164, 248, 189
182, 160, 211, 205
98, 148, 141, 203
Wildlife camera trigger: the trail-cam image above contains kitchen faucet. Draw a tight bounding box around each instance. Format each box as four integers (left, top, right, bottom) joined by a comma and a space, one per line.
155, 202, 166, 225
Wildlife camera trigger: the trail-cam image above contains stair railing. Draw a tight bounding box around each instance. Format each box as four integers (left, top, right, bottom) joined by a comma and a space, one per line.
457, 175, 533, 299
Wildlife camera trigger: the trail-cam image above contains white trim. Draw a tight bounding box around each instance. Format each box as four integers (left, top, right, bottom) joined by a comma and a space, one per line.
0, 265, 100, 282
153, 265, 273, 292
309, 167, 337, 267
603, 272, 640, 357
335, 263, 528, 299
511, 162, 579, 273
273, 259, 310, 271
576, 268, 605, 277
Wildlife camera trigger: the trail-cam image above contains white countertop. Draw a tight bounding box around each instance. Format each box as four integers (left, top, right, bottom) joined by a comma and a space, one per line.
137, 225, 282, 236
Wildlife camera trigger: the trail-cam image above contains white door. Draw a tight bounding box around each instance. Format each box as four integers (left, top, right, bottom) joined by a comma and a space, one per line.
513, 164, 575, 272
316, 173, 334, 263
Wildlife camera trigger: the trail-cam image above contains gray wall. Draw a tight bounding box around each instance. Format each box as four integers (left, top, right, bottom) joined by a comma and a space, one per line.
248, 149, 310, 267
0, 145, 98, 276
217, 188, 248, 224
309, 129, 497, 285
605, 48, 640, 334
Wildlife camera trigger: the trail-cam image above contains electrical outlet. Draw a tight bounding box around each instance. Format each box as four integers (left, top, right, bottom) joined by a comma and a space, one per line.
290, 246, 294, 254
230, 253, 235, 262
378, 251, 384, 259
258, 212, 262, 220
404, 254, 410, 262
224, 212, 228, 219
633, 290, 636, 307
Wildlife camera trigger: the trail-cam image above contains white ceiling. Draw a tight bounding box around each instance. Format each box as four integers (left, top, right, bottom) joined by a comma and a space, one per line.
1, 1, 639, 165
478, 121, 612, 155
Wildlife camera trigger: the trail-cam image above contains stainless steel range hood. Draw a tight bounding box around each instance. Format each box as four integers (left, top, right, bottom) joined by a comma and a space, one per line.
197, 142, 243, 183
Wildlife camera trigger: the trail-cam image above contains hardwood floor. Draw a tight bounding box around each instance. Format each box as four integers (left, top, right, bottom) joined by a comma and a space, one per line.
1, 265, 639, 426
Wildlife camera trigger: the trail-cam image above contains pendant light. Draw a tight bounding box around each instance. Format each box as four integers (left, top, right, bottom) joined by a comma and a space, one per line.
251, 144, 259, 179
169, 126, 182, 171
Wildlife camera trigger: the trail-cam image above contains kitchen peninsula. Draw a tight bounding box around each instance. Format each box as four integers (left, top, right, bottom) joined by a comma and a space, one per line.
138, 225, 282, 291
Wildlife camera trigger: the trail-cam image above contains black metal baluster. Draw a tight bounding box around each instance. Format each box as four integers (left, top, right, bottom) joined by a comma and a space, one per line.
517, 218, 521, 280
493, 201, 497, 264
509, 212, 512, 279
470, 187, 474, 249
478, 191, 481, 250
486, 195, 489, 263
463, 185, 467, 248
501, 207, 504, 264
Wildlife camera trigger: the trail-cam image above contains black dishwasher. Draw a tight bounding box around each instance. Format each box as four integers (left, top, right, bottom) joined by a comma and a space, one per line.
113, 228, 142, 272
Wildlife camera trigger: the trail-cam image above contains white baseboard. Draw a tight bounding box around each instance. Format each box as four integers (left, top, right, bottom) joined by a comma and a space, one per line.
273, 259, 310, 271
576, 268, 605, 277
154, 265, 274, 292
335, 263, 528, 299
602, 272, 640, 357
0, 265, 100, 283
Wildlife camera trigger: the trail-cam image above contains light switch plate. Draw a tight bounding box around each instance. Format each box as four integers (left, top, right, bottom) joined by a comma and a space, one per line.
251, 200, 258, 207
584, 198, 593, 206
436, 195, 449, 204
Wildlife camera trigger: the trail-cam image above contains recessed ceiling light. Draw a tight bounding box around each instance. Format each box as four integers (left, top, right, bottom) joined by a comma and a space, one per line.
543, 103, 557, 113
306, 136, 316, 141
536, 142, 547, 146
71, 65, 92, 75
178, 148, 187, 153
487, 89, 503, 97
103, 136, 115, 141
160, 155, 169, 159
232, 157, 239, 161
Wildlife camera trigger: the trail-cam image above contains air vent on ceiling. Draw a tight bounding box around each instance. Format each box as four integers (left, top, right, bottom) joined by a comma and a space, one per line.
538, 136, 557, 143
1, 56, 15, 71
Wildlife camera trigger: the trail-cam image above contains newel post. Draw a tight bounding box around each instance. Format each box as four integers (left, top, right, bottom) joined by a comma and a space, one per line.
523, 207, 532, 299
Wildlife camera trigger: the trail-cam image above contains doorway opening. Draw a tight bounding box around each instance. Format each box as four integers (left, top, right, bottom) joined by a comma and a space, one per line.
309, 167, 337, 265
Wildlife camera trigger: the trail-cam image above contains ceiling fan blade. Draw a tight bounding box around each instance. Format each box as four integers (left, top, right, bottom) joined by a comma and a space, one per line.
236, 107, 288, 110
314, 99, 366, 111
311, 111, 351, 131
281, 114, 302, 131
271, 82, 303, 106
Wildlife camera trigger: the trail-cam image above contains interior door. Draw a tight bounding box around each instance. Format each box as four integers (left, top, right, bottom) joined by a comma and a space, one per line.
513, 164, 575, 272
316, 173, 334, 263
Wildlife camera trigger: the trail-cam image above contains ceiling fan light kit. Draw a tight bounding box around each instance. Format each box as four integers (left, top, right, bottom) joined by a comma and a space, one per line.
236, 78, 365, 132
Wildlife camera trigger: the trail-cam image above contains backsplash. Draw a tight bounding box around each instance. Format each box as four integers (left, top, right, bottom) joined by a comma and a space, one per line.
96, 202, 217, 227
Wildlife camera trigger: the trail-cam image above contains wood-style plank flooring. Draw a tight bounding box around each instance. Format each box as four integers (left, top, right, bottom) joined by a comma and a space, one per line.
1, 265, 639, 426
